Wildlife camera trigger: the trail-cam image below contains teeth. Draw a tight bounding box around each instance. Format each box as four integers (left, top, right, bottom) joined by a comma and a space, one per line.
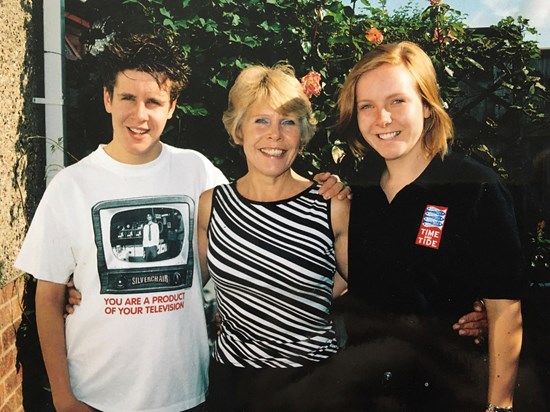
129, 128, 147, 135
378, 131, 400, 140
261, 148, 285, 156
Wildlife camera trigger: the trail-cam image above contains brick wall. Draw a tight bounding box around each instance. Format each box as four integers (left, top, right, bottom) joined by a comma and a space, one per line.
0, 279, 25, 412
1, 0, 44, 410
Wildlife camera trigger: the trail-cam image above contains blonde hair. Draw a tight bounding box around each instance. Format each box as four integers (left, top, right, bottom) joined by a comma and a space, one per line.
223, 64, 317, 148
337, 41, 453, 158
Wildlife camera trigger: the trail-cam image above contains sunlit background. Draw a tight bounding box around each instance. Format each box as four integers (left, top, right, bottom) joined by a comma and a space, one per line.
345, 0, 550, 48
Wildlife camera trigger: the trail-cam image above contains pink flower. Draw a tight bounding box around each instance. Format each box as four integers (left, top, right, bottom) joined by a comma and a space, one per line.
430, 0, 442, 6
432, 27, 457, 44
432, 27, 445, 43
300, 71, 322, 98
365, 27, 384, 45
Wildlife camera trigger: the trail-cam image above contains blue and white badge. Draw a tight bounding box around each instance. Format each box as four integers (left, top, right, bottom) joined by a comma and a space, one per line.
415, 204, 448, 250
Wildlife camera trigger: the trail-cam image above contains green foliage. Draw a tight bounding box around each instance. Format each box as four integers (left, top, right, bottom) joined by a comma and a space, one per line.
60, 0, 550, 279
531, 220, 550, 280
68, 0, 549, 183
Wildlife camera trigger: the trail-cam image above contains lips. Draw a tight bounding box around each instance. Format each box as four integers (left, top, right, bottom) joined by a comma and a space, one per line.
260, 148, 286, 156
378, 131, 400, 140
128, 127, 149, 135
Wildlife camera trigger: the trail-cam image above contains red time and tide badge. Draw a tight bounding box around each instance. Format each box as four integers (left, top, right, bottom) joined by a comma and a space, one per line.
416, 204, 448, 250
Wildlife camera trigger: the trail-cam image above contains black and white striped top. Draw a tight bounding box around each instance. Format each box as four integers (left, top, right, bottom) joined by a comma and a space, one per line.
207, 182, 339, 368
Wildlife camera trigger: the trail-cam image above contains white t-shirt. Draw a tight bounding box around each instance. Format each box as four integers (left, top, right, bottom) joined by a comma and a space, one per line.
15, 144, 227, 412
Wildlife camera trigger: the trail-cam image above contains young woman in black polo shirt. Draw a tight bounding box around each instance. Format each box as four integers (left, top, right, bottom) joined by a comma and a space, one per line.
336, 41, 523, 412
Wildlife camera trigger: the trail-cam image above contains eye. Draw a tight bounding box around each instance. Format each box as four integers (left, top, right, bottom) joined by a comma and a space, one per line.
254, 118, 269, 124
358, 103, 373, 110
121, 95, 135, 101
392, 98, 405, 105
281, 119, 297, 126
147, 99, 161, 106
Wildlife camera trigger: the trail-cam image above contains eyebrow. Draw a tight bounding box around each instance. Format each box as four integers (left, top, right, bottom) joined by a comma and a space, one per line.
357, 91, 412, 103
357, 92, 407, 100
253, 114, 298, 121
116, 92, 169, 102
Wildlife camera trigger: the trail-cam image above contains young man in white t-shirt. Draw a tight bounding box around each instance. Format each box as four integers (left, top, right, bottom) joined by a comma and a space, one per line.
15, 33, 228, 412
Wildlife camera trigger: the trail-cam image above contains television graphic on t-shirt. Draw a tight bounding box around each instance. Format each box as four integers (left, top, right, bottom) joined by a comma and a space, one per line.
92, 195, 194, 294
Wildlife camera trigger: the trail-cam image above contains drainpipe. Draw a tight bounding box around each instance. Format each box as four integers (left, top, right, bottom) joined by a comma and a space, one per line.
33, 0, 65, 185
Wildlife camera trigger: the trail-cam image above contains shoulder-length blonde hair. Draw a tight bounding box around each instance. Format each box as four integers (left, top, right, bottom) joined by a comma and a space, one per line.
337, 41, 453, 158
223, 64, 317, 149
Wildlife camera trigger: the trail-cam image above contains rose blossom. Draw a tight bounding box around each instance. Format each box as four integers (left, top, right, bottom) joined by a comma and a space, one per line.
300, 71, 322, 98
365, 27, 384, 45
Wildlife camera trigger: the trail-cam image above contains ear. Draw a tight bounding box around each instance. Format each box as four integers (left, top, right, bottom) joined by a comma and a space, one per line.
103, 87, 113, 114
167, 99, 177, 119
423, 104, 431, 119
232, 126, 244, 146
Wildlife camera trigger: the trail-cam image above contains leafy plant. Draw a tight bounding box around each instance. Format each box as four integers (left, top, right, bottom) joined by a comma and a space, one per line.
64, 0, 550, 254
66, 0, 548, 184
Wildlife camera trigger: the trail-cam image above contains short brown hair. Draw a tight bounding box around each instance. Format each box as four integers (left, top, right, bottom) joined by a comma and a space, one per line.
101, 33, 190, 103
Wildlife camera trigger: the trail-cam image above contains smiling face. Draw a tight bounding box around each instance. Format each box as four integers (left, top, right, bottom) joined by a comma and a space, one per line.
103, 70, 176, 164
356, 63, 431, 166
239, 100, 302, 179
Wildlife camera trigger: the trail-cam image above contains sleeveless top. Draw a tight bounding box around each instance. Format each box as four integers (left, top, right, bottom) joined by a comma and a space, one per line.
207, 182, 339, 367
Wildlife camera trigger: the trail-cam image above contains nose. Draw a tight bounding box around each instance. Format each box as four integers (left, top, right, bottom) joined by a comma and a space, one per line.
267, 123, 282, 140
132, 102, 148, 121
376, 108, 392, 128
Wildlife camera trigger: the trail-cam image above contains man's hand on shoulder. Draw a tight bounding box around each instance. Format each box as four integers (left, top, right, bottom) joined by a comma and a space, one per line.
313, 172, 352, 200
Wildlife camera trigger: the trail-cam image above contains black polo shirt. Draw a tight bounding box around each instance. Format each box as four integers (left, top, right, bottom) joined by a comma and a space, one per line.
348, 151, 525, 323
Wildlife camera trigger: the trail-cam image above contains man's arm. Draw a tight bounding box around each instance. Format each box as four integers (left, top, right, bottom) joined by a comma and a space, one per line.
36, 280, 95, 412
313, 172, 352, 200
484, 298, 522, 410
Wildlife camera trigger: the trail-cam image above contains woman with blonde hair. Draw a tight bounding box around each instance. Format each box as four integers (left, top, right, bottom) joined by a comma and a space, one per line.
198, 64, 350, 411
